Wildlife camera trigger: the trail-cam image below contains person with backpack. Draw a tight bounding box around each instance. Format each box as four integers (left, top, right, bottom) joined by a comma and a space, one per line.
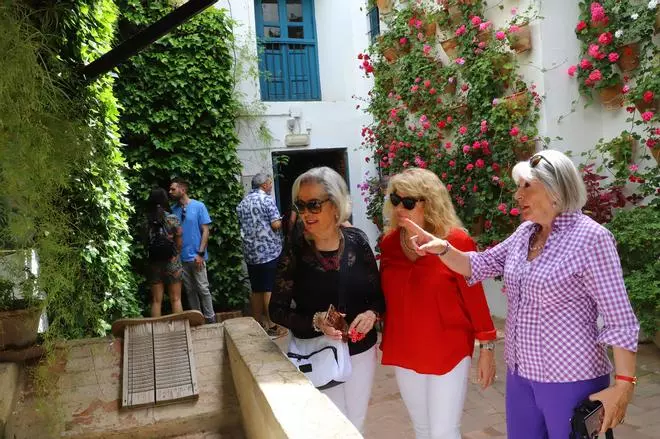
146, 187, 183, 317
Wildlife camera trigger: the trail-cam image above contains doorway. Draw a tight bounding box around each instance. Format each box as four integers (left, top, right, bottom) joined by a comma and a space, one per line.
272, 148, 349, 231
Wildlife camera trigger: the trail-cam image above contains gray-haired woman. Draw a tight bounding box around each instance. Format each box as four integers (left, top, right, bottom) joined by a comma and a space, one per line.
400, 150, 639, 439
269, 166, 385, 432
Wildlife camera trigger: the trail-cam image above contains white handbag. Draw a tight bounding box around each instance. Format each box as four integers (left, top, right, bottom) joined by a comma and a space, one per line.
287, 335, 352, 389
286, 229, 352, 390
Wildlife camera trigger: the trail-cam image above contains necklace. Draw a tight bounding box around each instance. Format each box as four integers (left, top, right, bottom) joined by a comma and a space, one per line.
528, 230, 547, 252
400, 229, 417, 252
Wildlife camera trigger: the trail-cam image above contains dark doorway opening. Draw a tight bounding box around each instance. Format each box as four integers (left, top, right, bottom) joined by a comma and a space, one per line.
272, 148, 349, 232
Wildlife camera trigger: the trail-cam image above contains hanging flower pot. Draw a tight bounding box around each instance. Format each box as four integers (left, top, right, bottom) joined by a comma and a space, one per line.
651, 147, 660, 165
508, 23, 532, 53
443, 80, 457, 95
441, 37, 459, 59
616, 43, 640, 72
425, 22, 437, 38
634, 98, 659, 114
512, 141, 536, 161
376, 0, 393, 14
598, 84, 624, 110
383, 47, 398, 64
451, 103, 472, 122
477, 31, 491, 44
503, 91, 531, 118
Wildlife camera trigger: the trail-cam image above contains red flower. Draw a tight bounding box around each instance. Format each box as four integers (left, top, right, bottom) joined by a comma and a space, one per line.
510, 126, 520, 137
510, 208, 520, 216
579, 59, 593, 70
484, 220, 492, 230
588, 69, 602, 82
576, 21, 587, 32
641, 111, 654, 122
643, 91, 655, 103
429, 88, 437, 95
608, 52, 619, 63
597, 32, 612, 45
437, 120, 446, 129
423, 79, 431, 88
497, 203, 508, 214
475, 159, 485, 168
568, 65, 577, 76
491, 163, 500, 172
466, 163, 474, 171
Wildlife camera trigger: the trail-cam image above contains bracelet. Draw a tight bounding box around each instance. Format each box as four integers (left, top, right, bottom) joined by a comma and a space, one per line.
479, 342, 495, 351
615, 374, 637, 385
436, 241, 451, 256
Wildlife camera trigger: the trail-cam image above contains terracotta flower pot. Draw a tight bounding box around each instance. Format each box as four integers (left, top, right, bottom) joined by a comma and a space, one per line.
655, 9, 660, 34
477, 31, 491, 44
612, 133, 637, 164
425, 22, 437, 38
617, 43, 640, 72
634, 98, 659, 114
441, 37, 459, 59
598, 84, 624, 110
0, 306, 43, 350
376, 0, 393, 14
509, 23, 532, 53
652, 147, 660, 165
513, 141, 536, 161
452, 104, 472, 122
443, 81, 457, 95
383, 47, 398, 63
503, 91, 531, 117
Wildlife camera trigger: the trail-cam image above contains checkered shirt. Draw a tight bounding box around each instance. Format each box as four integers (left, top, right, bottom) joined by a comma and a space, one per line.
467, 211, 639, 383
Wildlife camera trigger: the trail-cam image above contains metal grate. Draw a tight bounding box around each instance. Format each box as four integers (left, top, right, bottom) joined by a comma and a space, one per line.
122, 320, 198, 409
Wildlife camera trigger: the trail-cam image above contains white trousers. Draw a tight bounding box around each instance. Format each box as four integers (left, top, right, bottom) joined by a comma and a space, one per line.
322, 345, 377, 433
394, 356, 471, 439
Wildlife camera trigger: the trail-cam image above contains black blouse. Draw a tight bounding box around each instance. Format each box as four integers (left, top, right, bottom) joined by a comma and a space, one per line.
269, 226, 385, 355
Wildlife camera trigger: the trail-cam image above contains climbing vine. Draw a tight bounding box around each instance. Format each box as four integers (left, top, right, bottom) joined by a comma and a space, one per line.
115, 1, 247, 310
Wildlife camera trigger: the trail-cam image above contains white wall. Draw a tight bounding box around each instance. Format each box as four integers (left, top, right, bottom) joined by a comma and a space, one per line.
216, 0, 379, 245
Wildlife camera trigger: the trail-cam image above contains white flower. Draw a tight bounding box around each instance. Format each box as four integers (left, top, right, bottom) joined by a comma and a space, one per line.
631, 13, 639, 20
648, 0, 658, 9
615, 29, 624, 38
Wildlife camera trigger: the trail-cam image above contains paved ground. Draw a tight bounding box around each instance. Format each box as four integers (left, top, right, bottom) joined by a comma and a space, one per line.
364, 318, 660, 439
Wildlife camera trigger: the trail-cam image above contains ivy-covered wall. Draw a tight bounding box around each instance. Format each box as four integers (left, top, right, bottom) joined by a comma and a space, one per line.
1, 0, 139, 338
115, 1, 246, 311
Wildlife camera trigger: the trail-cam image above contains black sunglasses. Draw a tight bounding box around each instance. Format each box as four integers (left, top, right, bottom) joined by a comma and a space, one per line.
390, 193, 424, 210
529, 154, 559, 179
294, 198, 330, 214
181, 206, 187, 222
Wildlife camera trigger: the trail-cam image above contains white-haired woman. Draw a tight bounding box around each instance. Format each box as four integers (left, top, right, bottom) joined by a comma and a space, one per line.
269, 166, 385, 432
402, 150, 639, 439
379, 167, 496, 439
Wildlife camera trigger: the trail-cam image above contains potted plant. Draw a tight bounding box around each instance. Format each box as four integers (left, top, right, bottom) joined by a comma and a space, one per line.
505, 5, 540, 54
627, 63, 660, 114
606, 207, 660, 345
0, 250, 43, 350
611, 1, 656, 72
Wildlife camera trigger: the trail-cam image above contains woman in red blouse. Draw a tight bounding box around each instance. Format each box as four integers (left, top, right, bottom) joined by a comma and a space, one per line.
379, 168, 496, 439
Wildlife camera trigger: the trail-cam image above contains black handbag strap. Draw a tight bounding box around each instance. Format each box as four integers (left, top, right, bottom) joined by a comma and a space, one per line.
337, 228, 349, 311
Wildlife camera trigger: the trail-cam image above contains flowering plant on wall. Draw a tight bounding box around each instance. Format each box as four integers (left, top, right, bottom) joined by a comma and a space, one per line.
569, 0, 657, 108
358, 0, 544, 247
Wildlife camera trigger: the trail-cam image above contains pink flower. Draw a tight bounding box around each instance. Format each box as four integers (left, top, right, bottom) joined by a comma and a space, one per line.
580, 58, 593, 70
484, 220, 492, 230
643, 91, 655, 103
509, 25, 520, 33
471, 16, 482, 26
598, 32, 613, 45
473, 141, 481, 149
414, 77, 421, 83
476, 159, 485, 168
491, 163, 500, 172
463, 144, 471, 153
590, 2, 606, 23
608, 52, 619, 62
423, 44, 432, 54
449, 160, 456, 167
444, 141, 452, 149
473, 185, 478, 193
520, 135, 529, 143
588, 69, 602, 82
429, 88, 437, 95
479, 21, 492, 31
510, 126, 520, 137
496, 30, 506, 40
492, 98, 500, 105
622, 85, 630, 94
411, 85, 420, 92
568, 65, 577, 76
480, 120, 488, 133
588, 44, 601, 58
466, 163, 474, 171
403, 160, 409, 167
497, 203, 508, 214
423, 79, 431, 88
455, 57, 466, 65
509, 208, 520, 216
629, 164, 639, 172
399, 37, 408, 45
414, 156, 427, 168
459, 125, 468, 135
511, 7, 518, 15
455, 25, 467, 36
576, 21, 587, 32
642, 111, 654, 122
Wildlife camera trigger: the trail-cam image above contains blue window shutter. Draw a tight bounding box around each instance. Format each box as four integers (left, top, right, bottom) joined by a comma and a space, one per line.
254, 0, 320, 101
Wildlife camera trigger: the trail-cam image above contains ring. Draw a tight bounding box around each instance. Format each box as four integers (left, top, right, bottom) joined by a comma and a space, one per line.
620, 418, 625, 424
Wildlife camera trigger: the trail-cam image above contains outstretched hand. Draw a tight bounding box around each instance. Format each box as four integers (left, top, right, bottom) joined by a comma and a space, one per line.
401, 219, 449, 256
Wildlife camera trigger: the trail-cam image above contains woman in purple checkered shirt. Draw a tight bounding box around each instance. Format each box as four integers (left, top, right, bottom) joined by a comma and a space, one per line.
401, 150, 639, 439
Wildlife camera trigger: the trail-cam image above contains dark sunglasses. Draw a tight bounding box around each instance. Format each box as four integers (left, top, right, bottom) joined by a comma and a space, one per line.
390, 193, 424, 210
529, 154, 559, 179
181, 206, 187, 222
294, 198, 330, 214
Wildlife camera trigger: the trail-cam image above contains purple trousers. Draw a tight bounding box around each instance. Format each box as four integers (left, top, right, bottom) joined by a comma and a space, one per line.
506, 368, 610, 439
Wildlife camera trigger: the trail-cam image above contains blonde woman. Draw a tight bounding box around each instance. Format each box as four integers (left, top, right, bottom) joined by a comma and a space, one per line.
379, 168, 496, 439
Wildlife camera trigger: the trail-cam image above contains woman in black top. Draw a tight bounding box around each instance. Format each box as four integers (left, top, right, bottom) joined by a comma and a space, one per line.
270, 166, 385, 433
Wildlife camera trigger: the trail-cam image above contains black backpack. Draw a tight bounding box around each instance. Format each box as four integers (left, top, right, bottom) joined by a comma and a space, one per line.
148, 219, 177, 262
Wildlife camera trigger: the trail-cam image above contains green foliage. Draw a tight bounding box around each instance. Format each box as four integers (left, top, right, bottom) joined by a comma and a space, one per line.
606, 207, 660, 335
0, 1, 139, 338
115, 1, 247, 310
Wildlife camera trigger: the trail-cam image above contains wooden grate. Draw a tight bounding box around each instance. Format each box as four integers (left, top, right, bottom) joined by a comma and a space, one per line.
122, 319, 198, 409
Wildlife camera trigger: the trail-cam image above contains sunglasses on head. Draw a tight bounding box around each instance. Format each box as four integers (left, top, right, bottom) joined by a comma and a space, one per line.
294, 198, 330, 214
390, 193, 424, 210
529, 154, 559, 179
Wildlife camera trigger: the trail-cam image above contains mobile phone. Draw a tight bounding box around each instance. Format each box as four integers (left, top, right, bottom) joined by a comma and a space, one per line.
583, 402, 604, 438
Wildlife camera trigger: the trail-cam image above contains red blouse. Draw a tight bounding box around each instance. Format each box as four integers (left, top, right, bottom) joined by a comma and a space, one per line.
379, 228, 496, 375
